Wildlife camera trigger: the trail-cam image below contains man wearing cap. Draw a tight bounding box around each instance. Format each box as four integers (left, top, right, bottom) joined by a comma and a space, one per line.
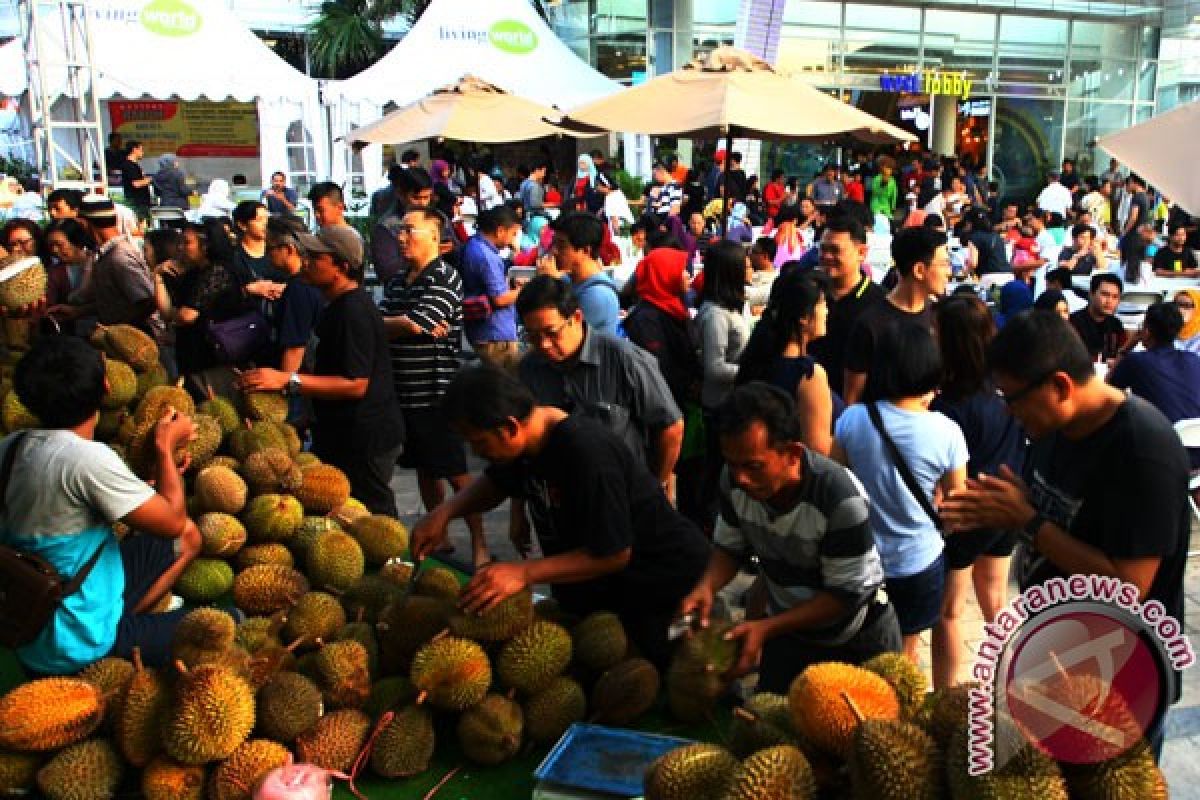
49, 195, 164, 348
240, 226, 403, 517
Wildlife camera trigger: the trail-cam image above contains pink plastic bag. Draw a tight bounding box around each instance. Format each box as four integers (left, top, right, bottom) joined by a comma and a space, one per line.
254, 758, 348, 800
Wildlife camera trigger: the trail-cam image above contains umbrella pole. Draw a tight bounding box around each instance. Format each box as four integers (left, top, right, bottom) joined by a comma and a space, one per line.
719, 130, 733, 237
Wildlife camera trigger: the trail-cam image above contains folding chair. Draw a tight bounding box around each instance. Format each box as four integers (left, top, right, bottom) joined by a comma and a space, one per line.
1173, 418, 1200, 557
147, 207, 187, 231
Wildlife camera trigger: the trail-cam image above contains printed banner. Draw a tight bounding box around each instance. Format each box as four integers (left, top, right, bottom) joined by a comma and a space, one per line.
109, 100, 259, 158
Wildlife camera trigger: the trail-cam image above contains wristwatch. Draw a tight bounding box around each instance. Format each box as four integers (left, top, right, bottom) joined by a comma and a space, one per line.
1020, 513, 1046, 549
285, 373, 302, 397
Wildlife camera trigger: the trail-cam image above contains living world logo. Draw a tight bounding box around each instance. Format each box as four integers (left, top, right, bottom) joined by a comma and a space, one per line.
438, 20, 538, 55
880, 69, 974, 100
140, 0, 203, 38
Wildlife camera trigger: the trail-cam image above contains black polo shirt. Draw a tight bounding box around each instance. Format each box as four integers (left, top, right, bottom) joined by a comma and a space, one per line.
811, 272, 884, 397
1069, 308, 1126, 361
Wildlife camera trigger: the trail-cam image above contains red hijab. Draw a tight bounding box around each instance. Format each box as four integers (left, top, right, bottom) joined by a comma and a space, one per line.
635, 247, 690, 321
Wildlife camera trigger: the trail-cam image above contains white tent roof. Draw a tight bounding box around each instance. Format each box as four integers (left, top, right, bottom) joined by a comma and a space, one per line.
1098, 101, 1200, 215
328, 0, 619, 109
0, 0, 313, 102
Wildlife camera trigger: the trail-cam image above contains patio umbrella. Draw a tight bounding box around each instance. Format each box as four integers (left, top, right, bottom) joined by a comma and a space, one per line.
342, 75, 597, 146
563, 47, 916, 230
1098, 100, 1200, 215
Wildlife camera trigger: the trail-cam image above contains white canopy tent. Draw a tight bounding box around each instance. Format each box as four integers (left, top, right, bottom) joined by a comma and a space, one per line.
325, 0, 621, 192
1098, 100, 1200, 215
0, 0, 324, 189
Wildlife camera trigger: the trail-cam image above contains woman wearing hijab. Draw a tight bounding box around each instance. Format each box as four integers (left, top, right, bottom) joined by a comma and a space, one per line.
1034, 288, 1070, 321
1174, 288, 1200, 354
724, 202, 754, 244
197, 179, 236, 219
430, 159, 451, 188
995, 279, 1033, 328
572, 154, 600, 214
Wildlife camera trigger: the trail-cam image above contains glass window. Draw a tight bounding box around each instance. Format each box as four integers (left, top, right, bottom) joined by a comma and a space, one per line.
842, 5, 920, 80
778, 2, 842, 76
693, 0, 739, 26
997, 16, 1067, 88
993, 96, 1064, 205
1137, 60, 1157, 103
1072, 20, 1136, 61
1063, 100, 1130, 178
285, 120, 315, 195
595, 34, 649, 82
783, 0, 841, 25
1069, 58, 1136, 102
923, 10, 998, 77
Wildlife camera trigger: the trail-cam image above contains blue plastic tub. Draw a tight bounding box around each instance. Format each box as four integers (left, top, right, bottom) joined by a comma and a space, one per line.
533, 724, 695, 797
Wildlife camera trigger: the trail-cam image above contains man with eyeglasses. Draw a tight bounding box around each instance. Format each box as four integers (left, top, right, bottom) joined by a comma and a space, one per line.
842, 226, 950, 405
942, 309, 1190, 763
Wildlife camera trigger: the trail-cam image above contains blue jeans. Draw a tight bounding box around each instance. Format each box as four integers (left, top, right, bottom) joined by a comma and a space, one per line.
108, 535, 188, 667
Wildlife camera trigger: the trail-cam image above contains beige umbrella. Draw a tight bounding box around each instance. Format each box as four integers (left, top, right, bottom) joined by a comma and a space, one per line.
564, 47, 917, 144
1098, 101, 1200, 215
343, 75, 596, 146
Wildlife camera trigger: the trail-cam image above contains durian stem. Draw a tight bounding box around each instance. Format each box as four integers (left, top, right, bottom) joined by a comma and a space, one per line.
732, 707, 759, 723
842, 690, 865, 723
422, 765, 462, 800
132, 646, 144, 673
415, 690, 428, 706
173, 659, 188, 675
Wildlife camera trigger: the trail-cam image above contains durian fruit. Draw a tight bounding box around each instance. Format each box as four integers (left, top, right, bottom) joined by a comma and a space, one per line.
205, 455, 242, 473
724, 745, 817, 800
243, 494, 304, 544
457, 693, 523, 766
863, 652, 929, 720
448, 587, 534, 642
0, 257, 47, 311
241, 391, 289, 424
171, 607, 237, 665
666, 621, 740, 723
306, 530, 365, 592
573, 611, 628, 672
162, 662, 256, 764
134, 362, 168, 401
364, 676, 417, 722
497, 619, 573, 694
644, 742, 739, 800
35, 738, 122, 800
788, 662, 900, 759
410, 634, 492, 711
328, 497, 370, 528
1, 390, 38, 431
194, 465, 248, 515
378, 559, 414, 586
142, 756, 205, 800
335, 618, 379, 677
0, 749, 41, 795
369, 705, 435, 778
174, 557, 235, 603
847, 706, 943, 800
414, 566, 461, 602
199, 394, 240, 435
377, 595, 454, 674
229, 420, 300, 460
294, 452, 320, 468
115, 650, 168, 767
292, 464, 351, 514
341, 573, 403, 625
256, 671, 323, 743
915, 683, 977, 748
232, 565, 309, 616
209, 738, 290, 800
95, 409, 126, 440
591, 658, 661, 726
313, 640, 372, 709
198, 512, 247, 557
729, 693, 801, 758
348, 514, 407, 566
946, 713, 1069, 800
294, 709, 371, 772
187, 413, 224, 468
100, 358, 137, 410
523, 676, 587, 745
90, 323, 158, 371
291, 515, 340, 556
235, 543, 295, 570
77, 656, 134, 727
242, 448, 303, 495
1061, 739, 1167, 800
282, 591, 347, 647
133, 382, 194, 426
236, 614, 284, 654
0, 677, 103, 751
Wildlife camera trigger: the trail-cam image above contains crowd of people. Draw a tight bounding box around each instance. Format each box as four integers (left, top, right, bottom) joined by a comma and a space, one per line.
0, 142, 1193, 765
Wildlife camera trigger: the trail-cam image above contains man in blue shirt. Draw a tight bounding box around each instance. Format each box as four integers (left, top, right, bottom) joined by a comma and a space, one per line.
1110, 301, 1200, 468
261, 171, 299, 216
461, 206, 523, 371
544, 212, 619, 336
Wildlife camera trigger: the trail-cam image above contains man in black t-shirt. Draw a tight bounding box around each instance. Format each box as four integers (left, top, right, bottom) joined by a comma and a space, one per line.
1069, 272, 1126, 362
411, 366, 711, 667
240, 227, 403, 517
1152, 224, 1200, 277
120, 141, 153, 215
843, 226, 949, 404
943, 310, 1190, 760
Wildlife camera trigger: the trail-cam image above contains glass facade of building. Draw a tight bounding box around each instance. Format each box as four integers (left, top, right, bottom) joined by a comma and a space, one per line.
549, 0, 1176, 200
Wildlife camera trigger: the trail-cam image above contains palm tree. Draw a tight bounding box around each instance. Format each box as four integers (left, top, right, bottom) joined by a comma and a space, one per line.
308, 0, 552, 79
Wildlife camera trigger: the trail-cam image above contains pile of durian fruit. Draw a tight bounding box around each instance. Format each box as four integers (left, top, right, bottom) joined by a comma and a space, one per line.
0, 325, 1172, 800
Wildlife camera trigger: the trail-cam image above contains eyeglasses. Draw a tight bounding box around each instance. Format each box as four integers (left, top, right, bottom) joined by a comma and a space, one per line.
998, 369, 1057, 407
396, 225, 434, 236
521, 319, 571, 345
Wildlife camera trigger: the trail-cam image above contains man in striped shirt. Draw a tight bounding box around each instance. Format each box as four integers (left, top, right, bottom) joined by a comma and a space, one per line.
679, 383, 902, 693
380, 207, 485, 565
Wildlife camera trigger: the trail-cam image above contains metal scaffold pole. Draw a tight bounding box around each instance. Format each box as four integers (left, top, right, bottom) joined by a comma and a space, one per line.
18, 0, 106, 195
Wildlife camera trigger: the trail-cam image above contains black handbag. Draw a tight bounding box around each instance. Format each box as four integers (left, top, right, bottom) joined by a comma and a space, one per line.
866, 402, 944, 531
0, 432, 106, 648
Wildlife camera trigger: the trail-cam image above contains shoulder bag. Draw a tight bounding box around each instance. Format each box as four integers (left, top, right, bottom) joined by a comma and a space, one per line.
0, 432, 107, 647
866, 402, 944, 531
